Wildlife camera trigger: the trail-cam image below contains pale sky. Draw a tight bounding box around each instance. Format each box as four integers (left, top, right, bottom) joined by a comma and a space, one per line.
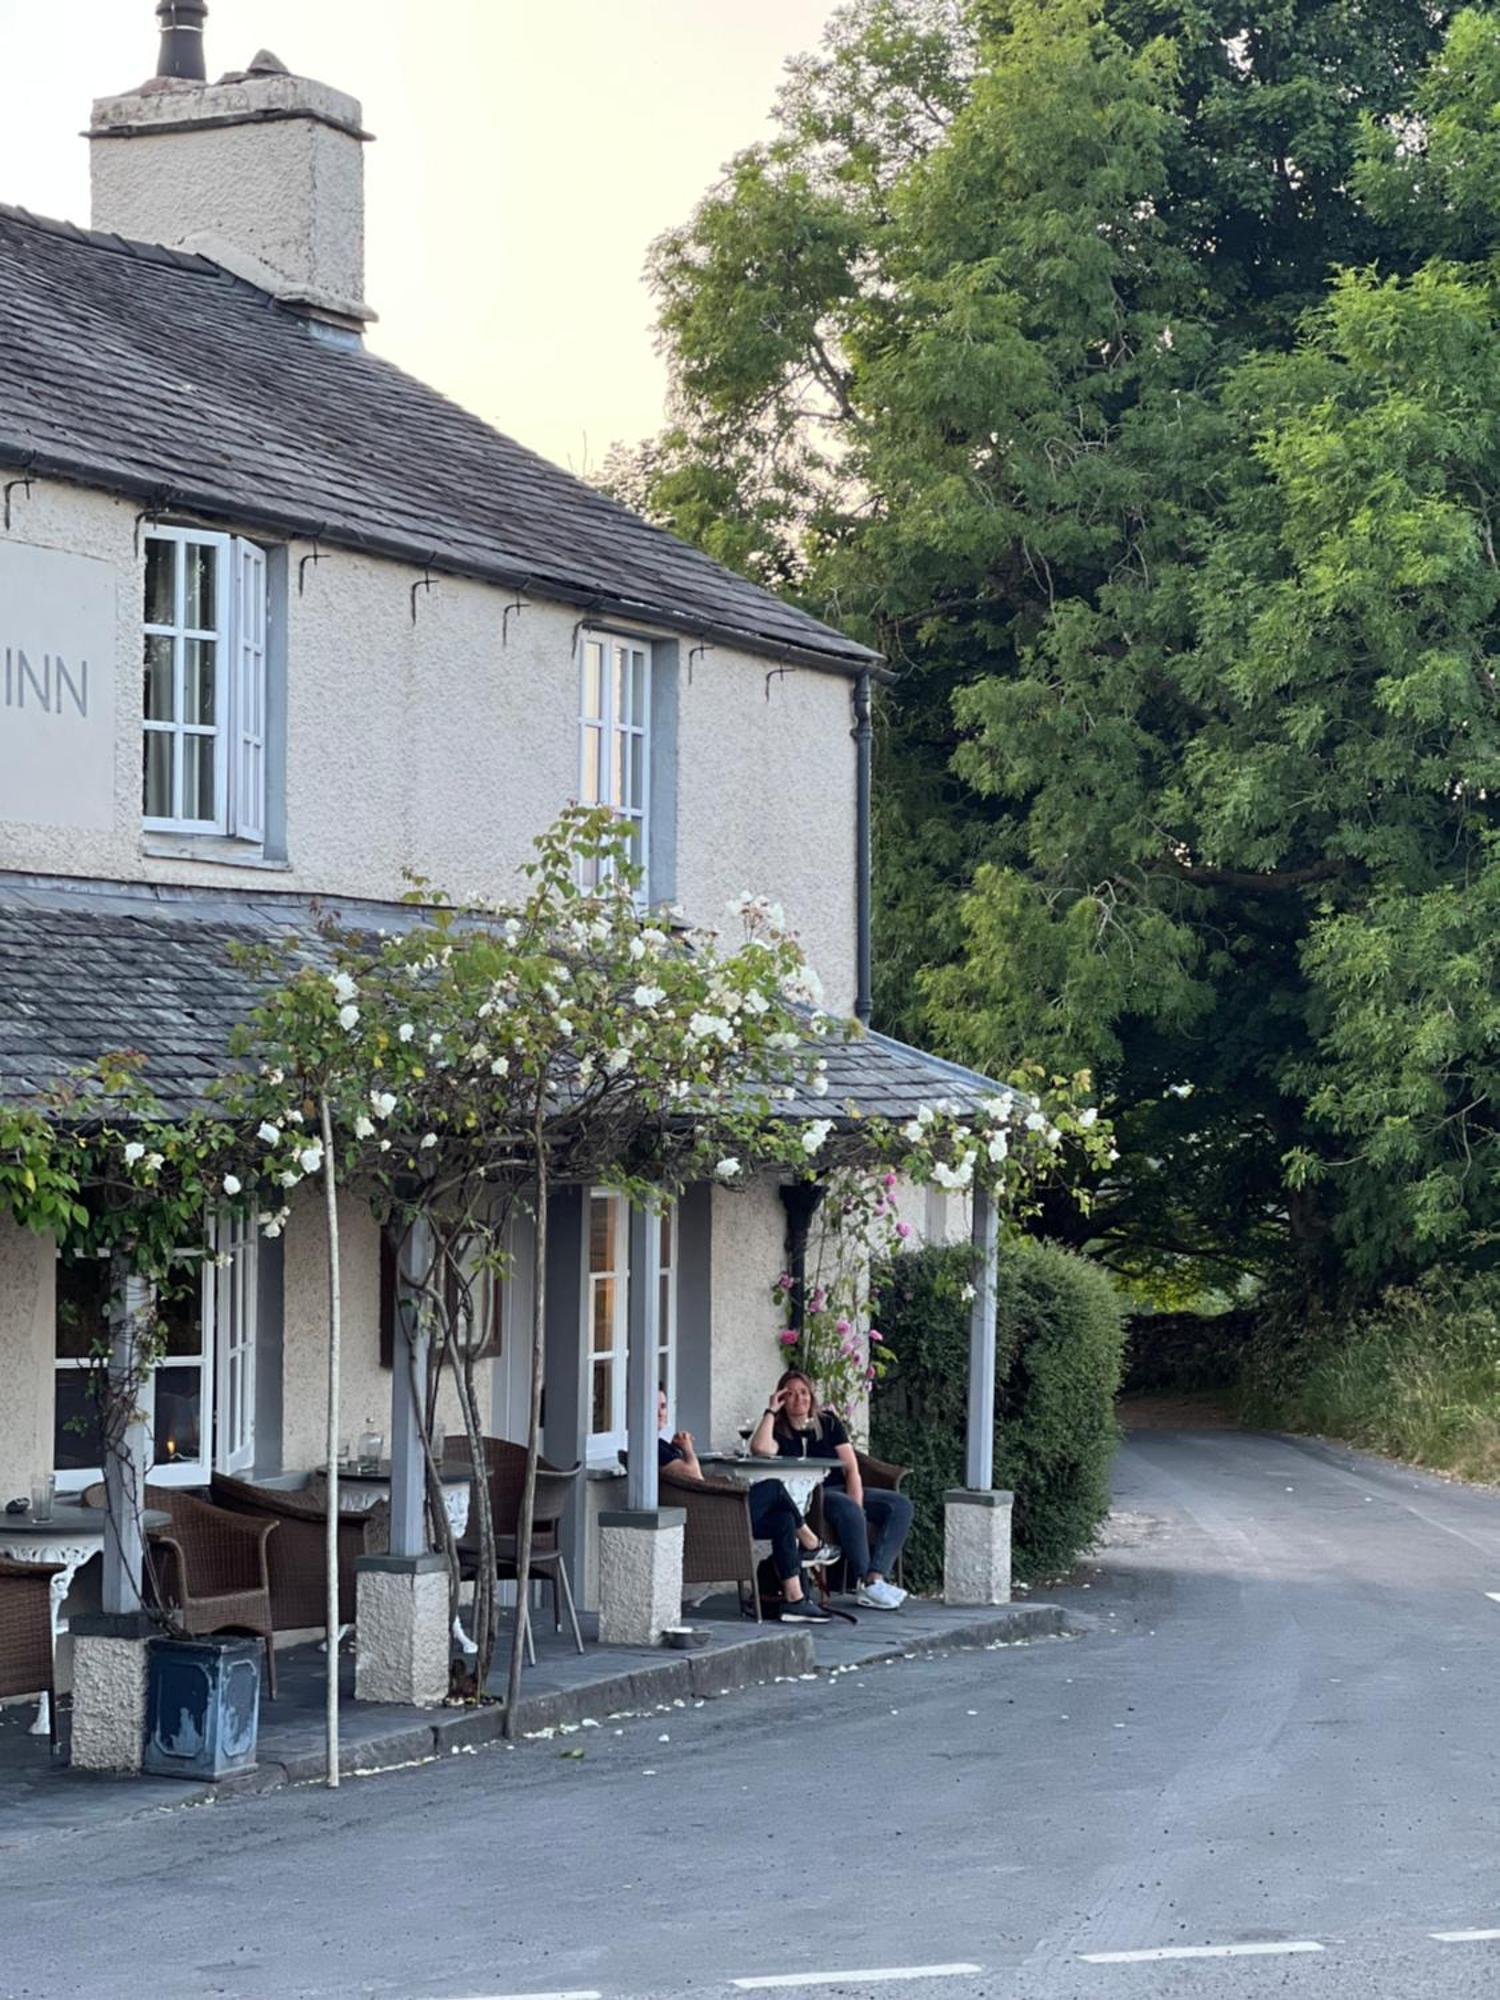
0, 0, 841, 471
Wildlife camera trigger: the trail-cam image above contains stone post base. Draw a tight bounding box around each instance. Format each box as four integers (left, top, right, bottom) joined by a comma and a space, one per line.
70, 1613, 153, 1772
354, 1554, 450, 1706
597, 1508, 684, 1647
943, 1489, 1014, 1606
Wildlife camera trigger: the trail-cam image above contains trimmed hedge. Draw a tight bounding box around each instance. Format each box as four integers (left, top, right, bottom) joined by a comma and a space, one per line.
871, 1239, 1126, 1588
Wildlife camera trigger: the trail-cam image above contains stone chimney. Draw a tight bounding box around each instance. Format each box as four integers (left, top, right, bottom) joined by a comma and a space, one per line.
88, 4, 374, 329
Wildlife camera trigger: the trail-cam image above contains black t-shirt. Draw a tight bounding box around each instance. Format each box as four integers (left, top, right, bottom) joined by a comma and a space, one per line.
774, 1411, 850, 1488
658, 1437, 685, 1469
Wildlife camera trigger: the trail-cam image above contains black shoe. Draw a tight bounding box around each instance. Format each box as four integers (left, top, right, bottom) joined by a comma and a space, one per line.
779, 1596, 832, 1623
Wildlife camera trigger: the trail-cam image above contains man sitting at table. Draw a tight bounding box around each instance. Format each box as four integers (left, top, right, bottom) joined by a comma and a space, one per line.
656, 1386, 834, 1623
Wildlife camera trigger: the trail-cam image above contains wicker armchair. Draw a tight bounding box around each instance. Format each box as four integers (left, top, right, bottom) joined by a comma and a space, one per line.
660, 1464, 762, 1620
210, 1473, 379, 1635
143, 1487, 279, 1697
447, 1438, 585, 1657
807, 1449, 912, 1591
0, 1558, 63, 1751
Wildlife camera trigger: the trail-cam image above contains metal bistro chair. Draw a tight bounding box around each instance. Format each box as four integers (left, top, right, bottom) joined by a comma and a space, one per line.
0, 1558, 64, 1752
447, 1439, 585, 1661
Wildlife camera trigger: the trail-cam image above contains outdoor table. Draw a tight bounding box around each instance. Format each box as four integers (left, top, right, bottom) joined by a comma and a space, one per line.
333, 1462, 472, 1539
697, 1452, 830, 1519
0, 1503, 169, 1736
327, 1464, 475, 1654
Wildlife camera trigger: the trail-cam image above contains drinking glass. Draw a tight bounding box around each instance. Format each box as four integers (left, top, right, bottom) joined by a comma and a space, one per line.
358, 1431, 384, 1474
30, 1474, 55, 1524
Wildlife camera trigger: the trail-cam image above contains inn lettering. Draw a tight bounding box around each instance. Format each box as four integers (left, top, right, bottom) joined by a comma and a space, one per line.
2, 648, 89, 716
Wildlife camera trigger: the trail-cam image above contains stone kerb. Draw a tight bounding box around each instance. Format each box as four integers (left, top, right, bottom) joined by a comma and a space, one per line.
943, 1488, 1014, 1607
354, 1553, 449, 1706
597, 1508, 685, 1647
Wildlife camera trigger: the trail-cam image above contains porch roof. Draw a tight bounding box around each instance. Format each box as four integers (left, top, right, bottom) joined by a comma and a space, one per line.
0, 879, 1002, 1124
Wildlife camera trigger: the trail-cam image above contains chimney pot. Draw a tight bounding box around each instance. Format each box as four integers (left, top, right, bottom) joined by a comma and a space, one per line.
155, 0, 208, 82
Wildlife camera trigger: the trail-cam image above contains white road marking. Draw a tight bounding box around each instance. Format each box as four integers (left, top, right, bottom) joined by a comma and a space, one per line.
1080, 1942, 1325, 1964
1432, 1929, 1500, 1943
733, 1965, 983, 1990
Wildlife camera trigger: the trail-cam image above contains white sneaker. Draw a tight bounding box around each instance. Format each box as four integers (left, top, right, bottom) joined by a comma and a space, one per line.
856, 1578, 904, 1610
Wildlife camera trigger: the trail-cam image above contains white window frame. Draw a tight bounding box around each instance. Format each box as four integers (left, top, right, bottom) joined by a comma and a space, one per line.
577, 630, 652, 889
585, 1191, 677, 1463
143, 525, 268, 840
53, 1219, 258, 1490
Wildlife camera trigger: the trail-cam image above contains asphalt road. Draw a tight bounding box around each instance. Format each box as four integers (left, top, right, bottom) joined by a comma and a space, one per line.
5, 1424, 1500, 2000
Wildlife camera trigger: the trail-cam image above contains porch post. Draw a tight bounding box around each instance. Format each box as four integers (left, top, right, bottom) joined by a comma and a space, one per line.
355, 1215, 448, 1705
71, 1258, 155, 1771
624, 1203, 661, 1513
965, 1186, 998, 1492
388, 1217, 431, 1559
599, 1202, 683, 1645
944, 1184, 1014, 1606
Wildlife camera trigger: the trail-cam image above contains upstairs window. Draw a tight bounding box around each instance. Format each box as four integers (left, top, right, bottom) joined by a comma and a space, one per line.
579, 632, 651, 887
143, 527, 266, 841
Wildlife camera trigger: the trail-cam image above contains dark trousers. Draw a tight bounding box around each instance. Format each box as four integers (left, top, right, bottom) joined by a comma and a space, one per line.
748, 1480, 804, 1583
822, 1487, 913, 1583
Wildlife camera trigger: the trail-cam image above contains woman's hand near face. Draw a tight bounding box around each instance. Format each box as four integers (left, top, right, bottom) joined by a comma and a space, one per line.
750, 1390, 782, 1457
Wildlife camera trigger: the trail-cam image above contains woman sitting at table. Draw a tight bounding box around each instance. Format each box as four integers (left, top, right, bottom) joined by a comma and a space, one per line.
655, 1386, 832, 1623
749, 1367, 911, 1611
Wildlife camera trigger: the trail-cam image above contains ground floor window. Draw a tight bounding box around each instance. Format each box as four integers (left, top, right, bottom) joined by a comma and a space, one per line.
586, 1192, 676, 1462
53, 1216, 258, 1490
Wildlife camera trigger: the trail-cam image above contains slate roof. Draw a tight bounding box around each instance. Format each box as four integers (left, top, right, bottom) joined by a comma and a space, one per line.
0, 205, 878, 676
0, 884, 999, 1125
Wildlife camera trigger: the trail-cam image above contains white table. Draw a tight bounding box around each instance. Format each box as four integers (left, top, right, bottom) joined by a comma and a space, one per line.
697, 1454, 830, 1518
326, 1466, 475, 1655
0, 1504, 168, 1736
331, 1465, 471, 1538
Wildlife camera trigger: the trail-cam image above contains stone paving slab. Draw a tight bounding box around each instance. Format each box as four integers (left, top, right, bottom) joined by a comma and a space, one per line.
0, 1596, 1078, 1842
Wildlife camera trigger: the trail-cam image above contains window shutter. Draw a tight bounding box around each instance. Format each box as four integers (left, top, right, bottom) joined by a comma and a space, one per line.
233, 537, 267, 842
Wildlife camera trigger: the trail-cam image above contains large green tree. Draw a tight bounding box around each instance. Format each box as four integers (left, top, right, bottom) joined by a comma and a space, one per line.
613, 0, 1500, 1305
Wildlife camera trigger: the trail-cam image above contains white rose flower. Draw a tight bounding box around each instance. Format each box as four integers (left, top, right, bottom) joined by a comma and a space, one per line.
398, 1023, 415, 1043
370, 1090, 397, 1119
427, 1032, 443, 1052
123, 1141, 145, 1165
338, 1003, 360, 1031
490, 1056, 510, 1077
1024, 1110, 1046, 1132
742, 990, 769, 1016
285, 1108, 304, 1125
557, 1019, 574, 1037
1079, 1106, 1099, 1129
628, 936, 647, 962
222, 1173, 242, 1196
143, 1151, 164, 1174
810, 1073, 829, 1097
257, 1122, 281, 1146
714, 1157, 741, 1181
419, 1132, 438, 1149
329, 972, 357, 1004
801, 1118, 833, 1156
298, 1144, 324, 1175
987, 1131, 1009, 1164
353, 1115, 375, 1140
633, 984, 665, 1009
960, 1282, 977, 1303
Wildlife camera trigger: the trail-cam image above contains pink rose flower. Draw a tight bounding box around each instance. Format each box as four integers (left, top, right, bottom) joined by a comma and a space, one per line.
883, 1171, 898, 1189
778, 1329, 799, 1347
896, 1220, 912, 1239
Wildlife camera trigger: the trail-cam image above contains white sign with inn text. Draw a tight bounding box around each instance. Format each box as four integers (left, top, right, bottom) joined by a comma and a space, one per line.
0, 539, 117, 831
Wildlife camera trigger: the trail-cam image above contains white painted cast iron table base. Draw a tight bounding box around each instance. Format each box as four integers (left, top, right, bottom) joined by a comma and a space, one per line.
335, 1469, 476, 1655
697, 1454, 829, 1517
0, 1505, 167, 1736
